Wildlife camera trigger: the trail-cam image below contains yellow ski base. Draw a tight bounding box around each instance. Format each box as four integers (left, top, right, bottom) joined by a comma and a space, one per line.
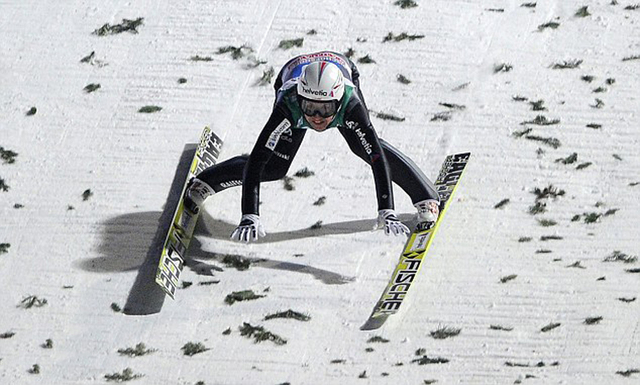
155, 127, 223, 299
361, 152, 471, 330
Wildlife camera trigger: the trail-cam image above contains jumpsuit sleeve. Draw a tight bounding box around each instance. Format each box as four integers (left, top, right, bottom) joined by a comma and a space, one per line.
341, 101, 394, 211
241, 106, 293, 216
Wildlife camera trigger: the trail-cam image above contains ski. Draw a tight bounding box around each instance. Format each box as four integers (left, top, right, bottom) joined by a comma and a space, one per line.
155, 126, 223, 299
361, 152, 471, 330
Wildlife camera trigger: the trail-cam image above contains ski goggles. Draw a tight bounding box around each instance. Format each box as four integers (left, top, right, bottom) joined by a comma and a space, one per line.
299, 98, 339, 118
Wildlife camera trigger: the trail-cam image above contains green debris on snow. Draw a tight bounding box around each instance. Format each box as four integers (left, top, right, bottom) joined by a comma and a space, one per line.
104, 367, 144, 382
382, 32, 425, 42
521, 115, 560, 126
313, 196, 326, 206
538, 21, 560, 31
190, 55, 213, 62
83, 83, 101, 93
494, 63, 513, 73
540, 322, 561, 332
294, 167, 315, 178
138, 105, 162, 113
224, 290, 266, 305
575, 6, 591, 17
0, 147, 18, 164
412, 355, 450, 365
552, 59, 583, 69
394, 0, 418, 9
357, 55, 376, 64
118, 343, 156, 357
430, 326, 461, 339
604, 251, 637, 264
397, 74, 411, 84
278, 38, 303, 50
256, 66, 275, 86
264, 310, 311, 322
0, 332, 16, 339
367, 336, 390, 343
239, 323, 287, 345
500, 274, 518, 283
373, 111, 406, 121
533, 185, 565, 201
181, 342, 209, 356
18, 295, 48, 309
556, 153, 578, 164
93, 17, 144, 36
217, 45, 253, 59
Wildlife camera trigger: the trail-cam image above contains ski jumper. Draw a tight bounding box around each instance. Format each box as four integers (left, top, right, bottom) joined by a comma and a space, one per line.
196, 51, 439, 215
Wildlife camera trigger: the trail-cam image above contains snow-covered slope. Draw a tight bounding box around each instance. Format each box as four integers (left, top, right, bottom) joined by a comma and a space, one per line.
1, 1, 639, 384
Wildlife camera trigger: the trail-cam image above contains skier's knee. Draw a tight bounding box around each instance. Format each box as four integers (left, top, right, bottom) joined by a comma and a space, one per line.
263, 167, 288, 181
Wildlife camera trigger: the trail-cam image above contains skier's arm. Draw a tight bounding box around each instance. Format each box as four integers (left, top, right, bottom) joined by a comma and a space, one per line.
341, 102, 395, 211
241, 107, 292, 215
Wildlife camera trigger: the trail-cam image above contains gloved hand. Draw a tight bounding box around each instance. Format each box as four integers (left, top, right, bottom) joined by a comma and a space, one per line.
231, 214, 267, 243
375, 209, 410, 236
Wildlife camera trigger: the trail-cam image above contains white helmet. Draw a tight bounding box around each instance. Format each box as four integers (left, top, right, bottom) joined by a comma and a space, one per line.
297, 61, 345, 102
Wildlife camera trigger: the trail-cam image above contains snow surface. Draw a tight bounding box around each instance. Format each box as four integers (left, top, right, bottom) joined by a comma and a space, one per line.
1, 1, 639, 384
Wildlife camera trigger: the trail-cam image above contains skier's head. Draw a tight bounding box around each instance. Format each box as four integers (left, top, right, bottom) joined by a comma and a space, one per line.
297, 61, 345, 102
297, 61, 344, 132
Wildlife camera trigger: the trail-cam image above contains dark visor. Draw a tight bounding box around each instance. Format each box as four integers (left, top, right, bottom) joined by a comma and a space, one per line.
300, 98, 338, 118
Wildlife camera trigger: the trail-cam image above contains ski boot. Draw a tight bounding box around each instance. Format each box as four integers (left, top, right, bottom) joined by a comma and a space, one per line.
177, 178, 214, 232
413, 199, 440, 230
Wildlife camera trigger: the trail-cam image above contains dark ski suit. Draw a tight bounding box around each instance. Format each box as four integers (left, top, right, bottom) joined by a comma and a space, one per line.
196, 51, 439, 215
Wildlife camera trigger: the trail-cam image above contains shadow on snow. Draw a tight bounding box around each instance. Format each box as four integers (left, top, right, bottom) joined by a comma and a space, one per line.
78, 145, 408, 315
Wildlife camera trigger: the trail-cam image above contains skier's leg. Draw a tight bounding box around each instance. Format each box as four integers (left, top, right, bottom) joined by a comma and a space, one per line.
338, 126, 437, 204
379, 139, 441, 223
338, 126, 439, 221
181, 156, 247, 215
196, 156, 248, 193
188, 128, 306, 205
378, 139, 439, 204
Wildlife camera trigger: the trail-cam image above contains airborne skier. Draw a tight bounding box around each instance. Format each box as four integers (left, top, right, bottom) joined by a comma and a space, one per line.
182, 51, 440, 243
